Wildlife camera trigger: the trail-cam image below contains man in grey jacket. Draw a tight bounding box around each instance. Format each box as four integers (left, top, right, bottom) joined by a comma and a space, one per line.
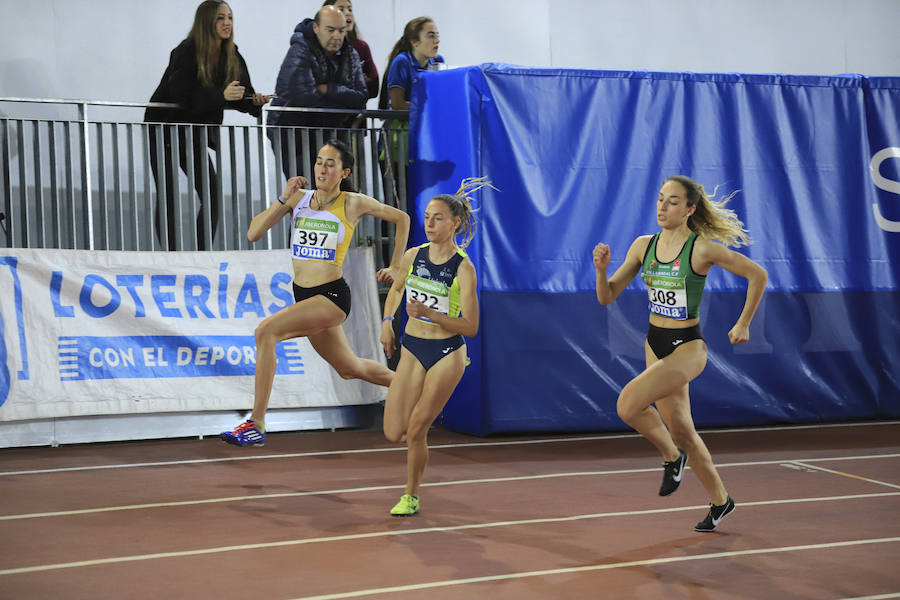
268, 5, 366, 178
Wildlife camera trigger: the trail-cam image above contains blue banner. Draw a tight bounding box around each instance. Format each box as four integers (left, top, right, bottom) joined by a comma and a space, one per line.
410, 65, 900, 435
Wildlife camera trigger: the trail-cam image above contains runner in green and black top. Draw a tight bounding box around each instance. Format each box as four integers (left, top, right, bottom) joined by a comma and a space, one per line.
380, 178, 492, 517
641, 231, 706, 321
593, 175, 768, 532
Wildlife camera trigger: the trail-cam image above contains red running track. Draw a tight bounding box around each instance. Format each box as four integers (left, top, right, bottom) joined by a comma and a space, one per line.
1, 421, 899, 599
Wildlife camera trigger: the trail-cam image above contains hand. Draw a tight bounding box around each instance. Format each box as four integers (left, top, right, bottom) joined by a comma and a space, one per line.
406, 299, 430, 320
316, 83, 328, 96
252, 93, 274, 106
380, 322, 396, 359
593, 242, 611, 271
728, 322, 750, 345
224, 81, 246, 101
376, 267, 398, 285
281, 176, 309, 206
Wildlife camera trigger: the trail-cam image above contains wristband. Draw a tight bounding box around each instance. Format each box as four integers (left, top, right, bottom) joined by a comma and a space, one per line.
382, 316, 394, 322
277, 196, 286, 205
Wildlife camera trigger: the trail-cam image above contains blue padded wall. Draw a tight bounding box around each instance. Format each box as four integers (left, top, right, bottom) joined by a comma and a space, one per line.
409, 65, 900, 435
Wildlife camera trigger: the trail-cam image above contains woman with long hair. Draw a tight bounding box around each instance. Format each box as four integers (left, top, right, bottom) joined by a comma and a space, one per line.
378, 16, 443, 111
376, 16, 443, 175
221, 139, 410, 447
593, 175, 767, 531
145, 0, 271, 250
380, 178, 490, 516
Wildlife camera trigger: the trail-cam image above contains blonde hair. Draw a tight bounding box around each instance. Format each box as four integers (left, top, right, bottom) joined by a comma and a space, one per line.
666, 175, 751, 248
430, 177, 495, 249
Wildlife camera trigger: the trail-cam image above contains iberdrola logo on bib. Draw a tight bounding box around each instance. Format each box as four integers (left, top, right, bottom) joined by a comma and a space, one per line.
297, 218, 338, 233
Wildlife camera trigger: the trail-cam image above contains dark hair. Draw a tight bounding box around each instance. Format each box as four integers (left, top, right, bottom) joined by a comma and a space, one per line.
378, 17, 434, 109
189, 1, 240, 87
320, 139, 356, 192
321, 0, 360, 41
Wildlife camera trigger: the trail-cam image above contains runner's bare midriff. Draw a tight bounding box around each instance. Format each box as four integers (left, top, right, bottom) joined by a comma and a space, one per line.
292, 260, 343, 287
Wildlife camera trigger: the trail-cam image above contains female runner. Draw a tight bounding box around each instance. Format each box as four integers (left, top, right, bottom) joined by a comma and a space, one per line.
593, 175, 767, 531
380, 179, 489, 516
221, 139, 410, 446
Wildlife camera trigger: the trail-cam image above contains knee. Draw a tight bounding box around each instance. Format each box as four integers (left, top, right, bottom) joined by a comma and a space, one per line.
406, 417, 430, 444
616, 386, 639, 424
254, 320, 275, 347
616, 402, 634, 426
383, 425, 404, 444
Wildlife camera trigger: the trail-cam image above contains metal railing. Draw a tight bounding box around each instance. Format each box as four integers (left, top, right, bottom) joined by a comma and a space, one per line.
0, 98, 409, 270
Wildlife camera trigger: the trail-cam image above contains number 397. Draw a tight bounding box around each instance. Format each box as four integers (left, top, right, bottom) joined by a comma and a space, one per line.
297, 230, 328, 246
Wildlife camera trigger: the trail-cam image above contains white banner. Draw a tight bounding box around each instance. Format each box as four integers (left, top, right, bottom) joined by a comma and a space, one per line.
0, 247, 386, 422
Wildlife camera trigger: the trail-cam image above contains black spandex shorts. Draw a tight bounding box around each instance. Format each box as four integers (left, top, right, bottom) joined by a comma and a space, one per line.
401, 334, 465, 371
292, 278, 351, 317
646, 323, 704, 359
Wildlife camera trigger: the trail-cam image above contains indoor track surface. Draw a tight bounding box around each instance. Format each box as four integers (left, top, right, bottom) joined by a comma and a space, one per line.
2, 421, 899, 599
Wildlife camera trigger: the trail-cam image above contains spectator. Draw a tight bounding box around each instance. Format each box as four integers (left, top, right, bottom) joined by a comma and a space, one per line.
145, 0, 270, 250
323, 0, 379, 100
378, 17, 443, 112
268, 5, 367, 179
377, 17, 443, 179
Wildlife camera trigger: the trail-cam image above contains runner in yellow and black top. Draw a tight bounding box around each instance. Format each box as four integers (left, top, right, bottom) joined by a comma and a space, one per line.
221, 139, 410, 447
593, 175, 767, 532
380, 178, 493, 516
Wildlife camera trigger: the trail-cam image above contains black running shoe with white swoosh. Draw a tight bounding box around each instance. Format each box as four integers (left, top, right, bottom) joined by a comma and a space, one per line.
695, 496, 735, 532
659, 449, 688, 496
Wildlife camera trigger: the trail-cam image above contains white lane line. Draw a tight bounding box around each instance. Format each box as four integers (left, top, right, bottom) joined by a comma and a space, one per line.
791, 462, 900, 490
0, 446, 407, 477
287, 537, 900, 600
3, 454, 900, 521
3, 420, 898, 477
0, 468, 656, 521
1, 492, 898, 576
841, 595, 900, 600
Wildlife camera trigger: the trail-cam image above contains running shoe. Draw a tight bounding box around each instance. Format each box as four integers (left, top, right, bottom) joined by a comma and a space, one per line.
390, 494, 419, 516
220, 419, 266, 447
695, 496, 735, 532
659, 449, 688, 496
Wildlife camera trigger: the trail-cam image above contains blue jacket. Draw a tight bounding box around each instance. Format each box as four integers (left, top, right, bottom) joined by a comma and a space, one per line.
268, 19, 366, 128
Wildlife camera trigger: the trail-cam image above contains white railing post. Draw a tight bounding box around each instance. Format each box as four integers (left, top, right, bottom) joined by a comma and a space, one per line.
79, 101, 94, 250
261, 104, 272, 249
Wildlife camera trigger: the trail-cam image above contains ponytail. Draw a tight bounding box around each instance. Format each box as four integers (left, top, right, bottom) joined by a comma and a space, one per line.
378, 17, 434, 109
431, 177, 495, 249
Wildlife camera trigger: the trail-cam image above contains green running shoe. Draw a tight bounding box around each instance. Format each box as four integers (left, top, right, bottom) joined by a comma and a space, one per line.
390, 494, 419, 516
